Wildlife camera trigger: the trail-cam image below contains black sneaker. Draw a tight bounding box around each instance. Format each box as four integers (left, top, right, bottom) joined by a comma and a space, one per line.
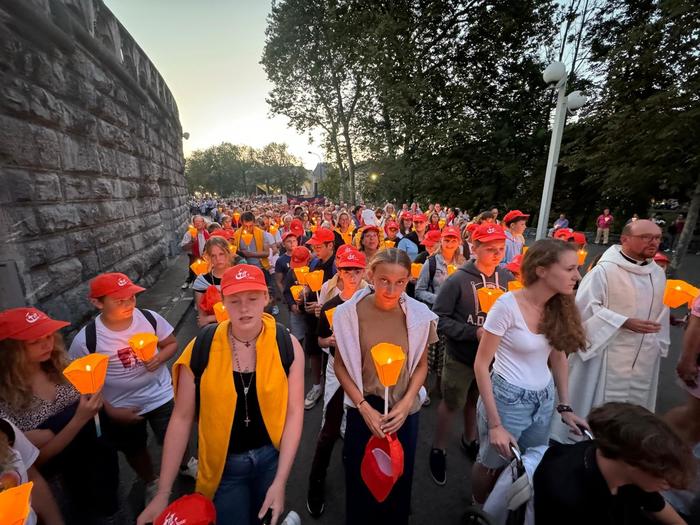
460, 435, 480, 462
306, 477, 326, 518
429, 448, 447, 486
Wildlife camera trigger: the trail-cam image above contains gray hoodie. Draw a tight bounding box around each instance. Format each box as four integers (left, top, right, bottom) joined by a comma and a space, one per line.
432, 260, 512, 366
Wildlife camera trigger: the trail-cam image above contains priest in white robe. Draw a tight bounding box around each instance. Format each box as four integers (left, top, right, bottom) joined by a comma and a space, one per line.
551, 220, 669, 443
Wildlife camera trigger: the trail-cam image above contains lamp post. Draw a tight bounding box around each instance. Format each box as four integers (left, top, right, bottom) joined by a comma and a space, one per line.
535, 62, 587, 240
308, 151, 323, 197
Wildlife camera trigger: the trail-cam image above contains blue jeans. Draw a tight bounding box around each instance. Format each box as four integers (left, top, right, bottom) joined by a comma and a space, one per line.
213, 444, 279, 525
477, 374, 555, 469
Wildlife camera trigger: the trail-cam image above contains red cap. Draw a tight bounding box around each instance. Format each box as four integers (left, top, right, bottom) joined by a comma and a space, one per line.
472, 224, 507, 243
399, 211, 413, 221
290, 246, 312, 268
155, 493, 216, 525
503, 210, 530, 226
305, 227, 335, 245
209, 229, 234, 240
89, 273, 145, 299
441, 226, 461, 238
337, 248, 367, 269
385, 220, 399, 231
572, 232, 587, 246
653, 252, 670, 264
360, 225, 380, 235
505, 254, 523, 274
422, 230, 442, 247
0, 307, 70, 341
289, 219, 304, 237
221, 264, 268, 296
336, 244, 354, 258
466, 223, 478, 233
281, 230, 297, 242
412, 213, 428, 223
553, 228, 574, 241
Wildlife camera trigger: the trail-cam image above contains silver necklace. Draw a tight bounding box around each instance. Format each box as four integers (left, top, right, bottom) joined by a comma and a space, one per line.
229, 328, 257, 427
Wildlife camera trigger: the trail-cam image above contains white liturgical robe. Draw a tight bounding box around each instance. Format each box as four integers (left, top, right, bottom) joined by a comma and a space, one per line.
551, 245, 669, 443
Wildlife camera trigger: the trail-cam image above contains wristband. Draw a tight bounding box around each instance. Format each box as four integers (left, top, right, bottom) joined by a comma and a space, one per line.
556, 404, 573, 414
488, 422, 502, 430
358, 398, 367, 408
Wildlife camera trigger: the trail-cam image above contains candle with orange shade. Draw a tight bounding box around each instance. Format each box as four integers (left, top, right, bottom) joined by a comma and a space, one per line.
508, 280, 524, 291
213, 302, 229, 323
188, 225, 197, 238
663, 280, 699, 308
63, 353, 109, 436
128, 333, 159, 363
190, 258, 208, 276
233, 212, 241, 223
0, 481, 33, 525
370, 343, 406, 415
241, 232, 253, 246
293, 266, 309, 285
325, 307, 336, 329
384, 240, 396, 249
447, 264, 457, 276
477, 287, 504, 313
305, 270, 325, 301
290, 285, 304, 302
577, 249, 588, 266
410, 263, 423, 279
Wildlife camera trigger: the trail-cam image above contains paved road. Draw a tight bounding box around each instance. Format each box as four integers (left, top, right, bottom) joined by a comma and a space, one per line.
122, 244, 699, 524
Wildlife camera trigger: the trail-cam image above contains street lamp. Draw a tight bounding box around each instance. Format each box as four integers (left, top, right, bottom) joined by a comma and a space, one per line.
308, 151, 323, 197
535, 62, 587, 240
370, 173, 378, 181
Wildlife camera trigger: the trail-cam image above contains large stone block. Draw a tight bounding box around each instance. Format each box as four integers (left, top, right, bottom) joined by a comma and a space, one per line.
35, 204, 81, 233
0, 116, 61, 169
62, 174, 91, 200
7, 206, 42, 237
48, 257, 83, 292
22, 236, 69, 268
8, 170, 62, 202
61, 134, 101, 173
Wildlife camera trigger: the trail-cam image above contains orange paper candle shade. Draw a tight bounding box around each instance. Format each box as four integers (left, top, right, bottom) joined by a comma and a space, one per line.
290, 285, 304, 302
128, 333, 159, 362
310, 224, 317, 233
63, 354, 109, 394
213, 302, 229, 323
663, 280, 700, 308
306, 270, 325, 292
190, 258, 208, 276
269, 225, 278, 235
508, 280, 524, 292
438, 219, 446, 229
241, 233, 253, 246
188, 225, 197, 237
384, 240, 396, 249
477, 287, 504, 313
233, 212, 241, 221
370, 343, 406, 387
293, 266, 309, 284
447, 264, 457, 276
522, 246, 529, 254
0, 481, 33, 525
325, 307, 336, 329
227, 243, 238, 255
411, 263, 423, 279
577, 249, 588, 266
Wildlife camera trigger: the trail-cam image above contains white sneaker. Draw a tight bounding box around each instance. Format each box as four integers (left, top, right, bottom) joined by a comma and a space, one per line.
181, 282, 190, 290
304, 386, 322, 410
179, 457, 198, 479
145, 478, 159, 504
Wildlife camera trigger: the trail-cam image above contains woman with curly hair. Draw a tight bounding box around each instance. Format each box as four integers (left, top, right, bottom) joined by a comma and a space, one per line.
0, 307, 119, 523
471, 239, 590, 504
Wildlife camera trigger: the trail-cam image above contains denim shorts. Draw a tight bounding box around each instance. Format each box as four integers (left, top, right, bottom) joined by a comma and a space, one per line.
476, 374, 554, 469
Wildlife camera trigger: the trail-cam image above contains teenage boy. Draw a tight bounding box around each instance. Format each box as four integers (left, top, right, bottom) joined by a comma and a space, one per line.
283, 245, 312, 344
69, 273, 196, 498
501, 209, 529, 266
306, 247, 367, 518
180, 215, 209, 289
428, 224, 511, 485
303, 227, 337, 410
274, 231, 299, 296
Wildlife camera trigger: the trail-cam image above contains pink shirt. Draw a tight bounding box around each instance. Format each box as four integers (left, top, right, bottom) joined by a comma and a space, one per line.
596, 214, 613, 229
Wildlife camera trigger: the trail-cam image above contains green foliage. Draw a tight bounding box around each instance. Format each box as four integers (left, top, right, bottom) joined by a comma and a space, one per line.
185, 142, 308, 196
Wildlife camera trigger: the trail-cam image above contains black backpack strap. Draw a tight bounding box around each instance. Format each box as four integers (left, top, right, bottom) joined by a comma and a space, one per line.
190, 324, 218, 415
428, 255, 438, 293
138, 308, 158, 332
85, 320, 97, 354
275, 322, 294, 376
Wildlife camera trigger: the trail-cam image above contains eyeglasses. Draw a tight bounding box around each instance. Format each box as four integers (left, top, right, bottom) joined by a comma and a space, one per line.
630, 234, 662, 242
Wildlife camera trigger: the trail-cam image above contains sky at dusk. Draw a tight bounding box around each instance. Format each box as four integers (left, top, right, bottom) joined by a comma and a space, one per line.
105, 0, 323, 169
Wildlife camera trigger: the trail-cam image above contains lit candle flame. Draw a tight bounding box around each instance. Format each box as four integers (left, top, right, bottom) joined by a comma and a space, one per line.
387, 358, 392, 364
139, 339, 144, 347
85, 365, 91, 372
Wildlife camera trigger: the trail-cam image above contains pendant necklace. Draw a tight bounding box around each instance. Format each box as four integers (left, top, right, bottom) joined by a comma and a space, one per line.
229, 327, 257, 427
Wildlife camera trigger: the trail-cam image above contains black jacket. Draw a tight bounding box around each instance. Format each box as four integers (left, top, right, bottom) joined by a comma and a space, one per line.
432, 260, 512, 366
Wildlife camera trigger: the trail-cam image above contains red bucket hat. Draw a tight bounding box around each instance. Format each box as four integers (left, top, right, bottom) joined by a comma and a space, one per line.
220, 264, 268, 296
361, 434, 404, 503
505, 254, 524, 274
155, 493, 216, 525
89, 273, 145, 299
0, 307, 70, 341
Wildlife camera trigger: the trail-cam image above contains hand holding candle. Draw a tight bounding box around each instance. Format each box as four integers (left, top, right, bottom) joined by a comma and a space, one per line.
128, 333, 159, 363
63, 354, 109, 436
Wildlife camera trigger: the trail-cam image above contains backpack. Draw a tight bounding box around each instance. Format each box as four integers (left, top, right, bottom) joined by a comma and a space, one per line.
85, 308, 157, 354
190, 322, 294, 413
427, 255, 438, 293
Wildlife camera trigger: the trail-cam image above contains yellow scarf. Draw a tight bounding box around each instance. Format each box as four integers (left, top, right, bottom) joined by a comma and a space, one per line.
232, 226, 270, 269
335, 226, 354, 245
172, 314, 288, 498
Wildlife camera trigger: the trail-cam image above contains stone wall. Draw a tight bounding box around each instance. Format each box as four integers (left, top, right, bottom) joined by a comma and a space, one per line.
0, 0, 188, 324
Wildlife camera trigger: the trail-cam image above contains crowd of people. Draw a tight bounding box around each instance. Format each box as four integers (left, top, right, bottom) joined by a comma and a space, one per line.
1, 196, 698, 525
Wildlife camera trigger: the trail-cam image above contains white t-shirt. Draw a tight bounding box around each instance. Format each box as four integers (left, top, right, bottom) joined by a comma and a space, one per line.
69, 309, 174, 415
483, 292, 552, 391
2, 419, 38, 525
